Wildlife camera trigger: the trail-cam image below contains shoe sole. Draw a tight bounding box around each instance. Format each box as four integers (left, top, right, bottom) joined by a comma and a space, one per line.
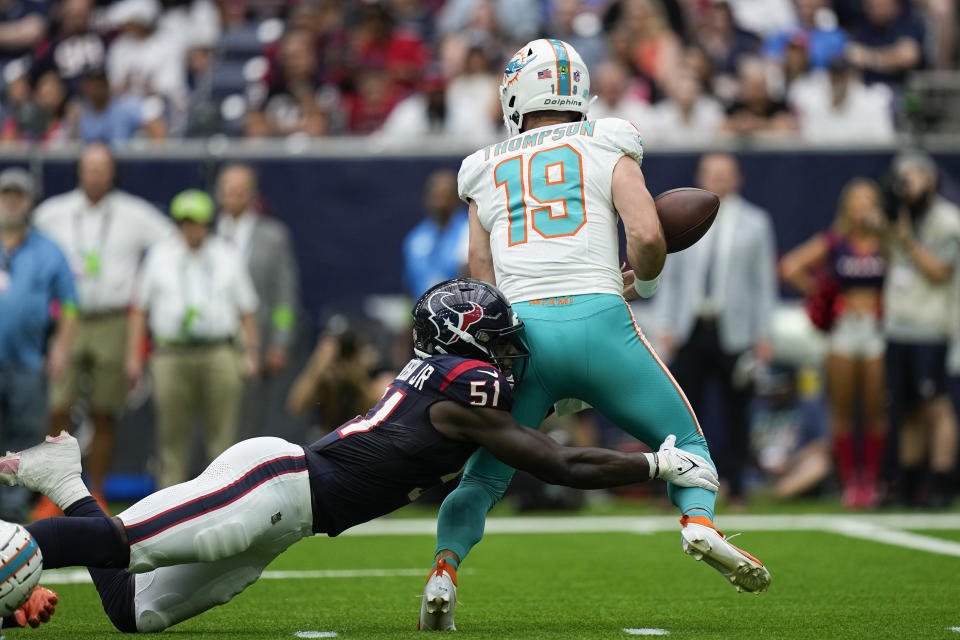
420, 593, 455, 630
684, 532, 770, 593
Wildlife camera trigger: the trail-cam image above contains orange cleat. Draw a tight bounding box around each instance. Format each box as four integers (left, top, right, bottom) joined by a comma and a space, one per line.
680, 514, 770, 593
12, 586, 58, 628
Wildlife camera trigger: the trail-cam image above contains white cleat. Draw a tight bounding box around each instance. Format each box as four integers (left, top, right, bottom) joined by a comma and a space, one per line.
418, 559, 457, 631
681, 517, 770, 594
0, 432, 90, 512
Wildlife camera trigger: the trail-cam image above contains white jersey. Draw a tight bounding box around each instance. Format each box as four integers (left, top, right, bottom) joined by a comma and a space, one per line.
458, 117, 643, 303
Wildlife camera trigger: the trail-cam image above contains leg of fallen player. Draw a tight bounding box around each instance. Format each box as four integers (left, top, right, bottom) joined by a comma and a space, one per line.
0, 432, 137, 630
1, 432, 314, 632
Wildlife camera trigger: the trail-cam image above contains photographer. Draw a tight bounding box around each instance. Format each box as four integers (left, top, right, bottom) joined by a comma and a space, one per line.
883, 152, 960, 508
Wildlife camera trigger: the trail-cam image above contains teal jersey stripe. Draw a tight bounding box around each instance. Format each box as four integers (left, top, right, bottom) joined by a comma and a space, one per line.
548, 39, 570, 96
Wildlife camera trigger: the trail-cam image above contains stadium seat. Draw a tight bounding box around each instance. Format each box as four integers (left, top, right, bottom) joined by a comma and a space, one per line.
211, 61, 249, 100
220, 19, 283, 61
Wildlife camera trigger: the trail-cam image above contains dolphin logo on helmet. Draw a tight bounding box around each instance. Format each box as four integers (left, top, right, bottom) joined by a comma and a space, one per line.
503, 51, 538, 86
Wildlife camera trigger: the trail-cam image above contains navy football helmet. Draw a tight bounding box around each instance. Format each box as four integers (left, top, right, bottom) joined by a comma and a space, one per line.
412, 278, 529, 384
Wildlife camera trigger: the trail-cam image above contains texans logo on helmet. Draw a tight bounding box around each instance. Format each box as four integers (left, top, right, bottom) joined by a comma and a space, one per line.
427, 292, 485, 346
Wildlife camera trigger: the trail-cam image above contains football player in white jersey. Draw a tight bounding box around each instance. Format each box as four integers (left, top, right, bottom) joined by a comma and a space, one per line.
419, 38, 770, 631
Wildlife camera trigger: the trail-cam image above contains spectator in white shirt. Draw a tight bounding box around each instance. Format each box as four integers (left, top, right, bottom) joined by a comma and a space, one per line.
32, 142, 173, 514
789, 57, 895, 144
127, 190, 259, 488
587, 60, 655, 136
376, 70, 499, 147
649, 70, 724, 146
444, 47, 500, 146
106, 0, 187, 127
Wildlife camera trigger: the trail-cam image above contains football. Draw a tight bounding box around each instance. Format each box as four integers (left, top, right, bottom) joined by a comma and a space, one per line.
655, 188, 720, 253
0, 522, 42, 617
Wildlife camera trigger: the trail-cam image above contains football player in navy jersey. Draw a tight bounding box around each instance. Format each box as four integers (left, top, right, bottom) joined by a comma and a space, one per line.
0, 278, 717, 633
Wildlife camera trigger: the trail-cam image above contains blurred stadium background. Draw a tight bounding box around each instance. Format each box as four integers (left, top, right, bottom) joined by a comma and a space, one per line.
1, 0, 959, 549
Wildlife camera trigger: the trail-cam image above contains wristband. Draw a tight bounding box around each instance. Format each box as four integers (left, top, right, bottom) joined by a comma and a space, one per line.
633, 274, 660, 299
643, 452, 659, 479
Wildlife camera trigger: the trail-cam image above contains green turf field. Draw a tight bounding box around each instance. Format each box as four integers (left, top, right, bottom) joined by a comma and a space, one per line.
22, 514, 960, 640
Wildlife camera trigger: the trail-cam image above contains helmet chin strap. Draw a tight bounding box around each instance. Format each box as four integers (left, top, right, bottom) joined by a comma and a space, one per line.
413, 347, 432, 359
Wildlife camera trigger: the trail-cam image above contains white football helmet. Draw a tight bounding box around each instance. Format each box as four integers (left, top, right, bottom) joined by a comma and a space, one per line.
499, 38, 591, 137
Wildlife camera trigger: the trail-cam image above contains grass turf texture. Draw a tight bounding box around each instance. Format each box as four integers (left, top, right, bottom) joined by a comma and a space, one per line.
21, 528, 960, 639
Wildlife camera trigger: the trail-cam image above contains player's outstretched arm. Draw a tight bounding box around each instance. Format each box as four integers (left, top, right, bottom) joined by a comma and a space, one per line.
613, 157, 665, 287
430, 402, 718, 491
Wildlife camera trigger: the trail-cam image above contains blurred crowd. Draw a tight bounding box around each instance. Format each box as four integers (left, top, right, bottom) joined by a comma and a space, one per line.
0, 0, 956, 146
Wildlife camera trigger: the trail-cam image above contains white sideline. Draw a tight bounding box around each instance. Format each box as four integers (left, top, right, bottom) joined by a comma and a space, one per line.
37, 513, 960, 585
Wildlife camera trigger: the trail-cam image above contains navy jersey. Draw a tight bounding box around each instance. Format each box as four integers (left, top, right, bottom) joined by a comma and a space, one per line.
304, 354, 514, 536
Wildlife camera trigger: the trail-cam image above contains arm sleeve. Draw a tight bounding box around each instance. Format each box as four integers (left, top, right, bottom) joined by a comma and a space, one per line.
653, 256, 680, 335
457, 153, 484, 204
268, 225, 299, 349
50, 246, 78, 310
927, 209, 960, 268
752, 212, 779, 341
604, 118, 644, 166
137, 201, 176, 249
133, 249, 156, 311
231, 255, 259, 315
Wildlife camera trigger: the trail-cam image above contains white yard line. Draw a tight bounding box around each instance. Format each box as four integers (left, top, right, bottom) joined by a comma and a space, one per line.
823, 518, 960, 558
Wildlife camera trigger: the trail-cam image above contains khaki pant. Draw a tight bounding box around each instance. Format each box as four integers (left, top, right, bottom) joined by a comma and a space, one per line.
151, 345, 243, 488
50, 312, 128, 414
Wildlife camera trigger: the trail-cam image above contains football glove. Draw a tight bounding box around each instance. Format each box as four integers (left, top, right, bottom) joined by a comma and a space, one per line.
644, 435, 720, 492
13, 586, 58, 628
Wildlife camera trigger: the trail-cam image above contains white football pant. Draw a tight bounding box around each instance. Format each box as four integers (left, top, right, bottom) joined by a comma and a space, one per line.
116, 437, 313, 632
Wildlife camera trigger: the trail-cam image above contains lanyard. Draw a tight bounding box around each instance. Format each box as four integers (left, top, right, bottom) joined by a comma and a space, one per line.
178, 247, 214, 337
73, 198, 113, 277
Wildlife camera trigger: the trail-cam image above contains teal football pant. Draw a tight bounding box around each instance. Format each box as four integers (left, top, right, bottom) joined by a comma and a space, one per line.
435, 293, 716, 562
